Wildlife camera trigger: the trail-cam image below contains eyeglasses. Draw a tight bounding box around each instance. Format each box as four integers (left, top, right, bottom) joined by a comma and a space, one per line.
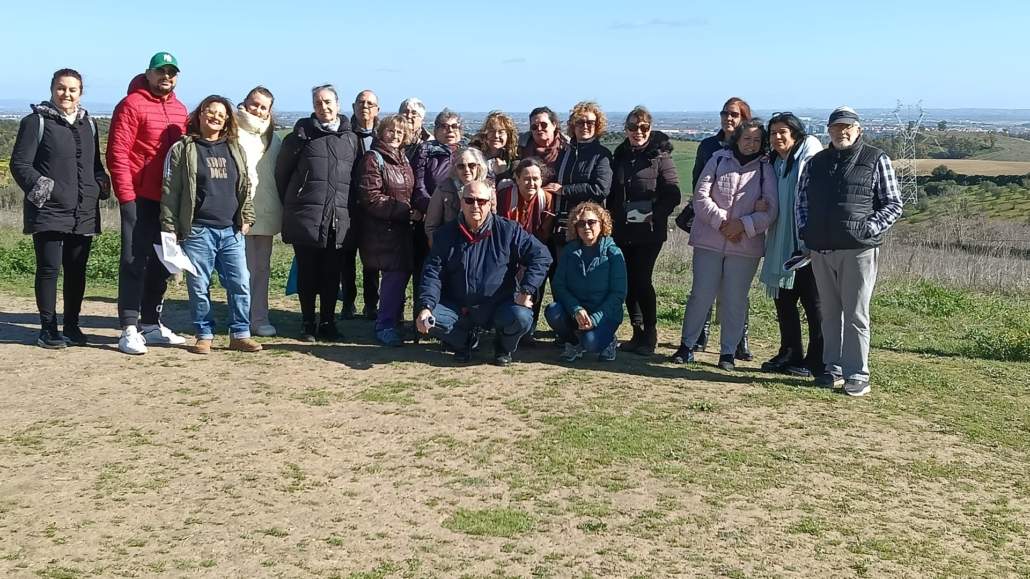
626, 123, 651, 133
574, 119, 597, 128
719, 110, 742, 119
438, 123, 461, 131
530, 122, 551, 130
575, 219, 600, 229
203, 110, 227, 121
463, 197, 491, 206
150, 67, 178, 77
457, 162, 479, 171
356, 101, 379, 109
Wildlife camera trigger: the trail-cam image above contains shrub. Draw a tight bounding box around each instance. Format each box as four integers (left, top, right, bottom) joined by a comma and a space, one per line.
960, 325, 1030, 362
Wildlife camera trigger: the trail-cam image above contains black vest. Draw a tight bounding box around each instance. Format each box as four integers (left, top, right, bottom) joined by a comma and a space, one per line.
802, 141, 884, 250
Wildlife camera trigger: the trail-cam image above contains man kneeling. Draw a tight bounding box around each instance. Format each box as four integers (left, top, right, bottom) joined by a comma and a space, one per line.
416, 181, 552, 366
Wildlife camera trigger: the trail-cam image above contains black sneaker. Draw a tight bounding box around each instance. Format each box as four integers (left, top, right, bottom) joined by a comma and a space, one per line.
669, 344, 694, 364
300, 321, 317, 343
493, 351, 513, 367
844, 378, 871, 397
717, 354, 735, 371
318, 321, 341, 342
63, 325, 88, 346
37, 328, 67, 349
784, 364, 813, 378
815, 372, 844, 388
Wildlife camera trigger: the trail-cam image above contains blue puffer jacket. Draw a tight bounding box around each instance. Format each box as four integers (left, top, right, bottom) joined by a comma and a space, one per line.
552, 236, 627, 327
418, 214, 552, 320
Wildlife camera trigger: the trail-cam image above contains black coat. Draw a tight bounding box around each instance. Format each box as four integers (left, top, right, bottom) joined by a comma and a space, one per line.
10, 102, 108, 235
275, 114, 359, 248
554, 139, 613, 227
610, 131, 682, 245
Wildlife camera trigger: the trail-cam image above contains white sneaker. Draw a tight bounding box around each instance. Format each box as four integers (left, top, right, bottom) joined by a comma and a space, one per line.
253, 324, 277, 337
140, 323, 187, 345
118, 326, 148, 355
560, 342, 584, 362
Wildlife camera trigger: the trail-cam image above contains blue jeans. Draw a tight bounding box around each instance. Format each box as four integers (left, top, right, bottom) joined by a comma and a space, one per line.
544, 302, 620, 353
428, 300, 533, 354
181, 225, 251, 339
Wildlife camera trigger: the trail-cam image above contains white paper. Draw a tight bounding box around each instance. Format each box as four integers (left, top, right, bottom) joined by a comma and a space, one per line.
154, 232, 198, 276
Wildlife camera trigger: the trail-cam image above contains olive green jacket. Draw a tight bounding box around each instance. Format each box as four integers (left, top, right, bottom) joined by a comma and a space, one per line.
160, 136, 255, 240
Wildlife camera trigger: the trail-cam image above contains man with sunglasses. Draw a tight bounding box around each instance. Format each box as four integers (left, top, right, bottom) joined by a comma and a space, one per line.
797, 106, 903, 397
108, 52, 189, 355
415, 181, 552, 366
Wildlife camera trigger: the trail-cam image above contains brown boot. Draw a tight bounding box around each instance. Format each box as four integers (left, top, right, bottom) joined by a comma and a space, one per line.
188, 338, 213, 355
229, 337, 263, 352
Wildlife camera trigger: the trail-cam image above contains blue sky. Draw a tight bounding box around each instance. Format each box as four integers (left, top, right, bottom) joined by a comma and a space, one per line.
2, 0, 1025, 113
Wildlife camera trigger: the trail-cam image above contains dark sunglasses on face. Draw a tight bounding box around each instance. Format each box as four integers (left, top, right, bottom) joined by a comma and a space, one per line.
575, 119, 597, 127
626, 123, 651, 132
531, 122, 551, 130
576, 219, 600, 229
457, 162, 479, 171
463, 197, 490, 206
719, 110, 741, 118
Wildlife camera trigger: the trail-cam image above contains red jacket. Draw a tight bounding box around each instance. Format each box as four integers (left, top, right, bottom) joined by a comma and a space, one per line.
106, 74, 188, 204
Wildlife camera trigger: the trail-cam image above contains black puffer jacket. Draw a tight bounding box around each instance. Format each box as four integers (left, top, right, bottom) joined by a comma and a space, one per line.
10, 102, 108, 235
610, 131, 682, 245
275, 114, 359, 248
554, 139, 613, 228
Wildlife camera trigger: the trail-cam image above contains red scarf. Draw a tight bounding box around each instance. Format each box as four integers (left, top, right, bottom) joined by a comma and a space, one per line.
522, 133, 565, 165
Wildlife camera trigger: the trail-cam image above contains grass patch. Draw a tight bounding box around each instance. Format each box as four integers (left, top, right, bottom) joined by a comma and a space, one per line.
442, 507, 535, 538
357, 381, 418, 405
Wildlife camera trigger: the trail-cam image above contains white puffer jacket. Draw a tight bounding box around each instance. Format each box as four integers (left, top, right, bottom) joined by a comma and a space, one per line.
236, 107, 283, 236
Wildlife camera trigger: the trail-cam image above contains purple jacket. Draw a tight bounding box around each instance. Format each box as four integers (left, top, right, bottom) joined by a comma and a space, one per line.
412, 139, 454, 213
690, 149, 777, 258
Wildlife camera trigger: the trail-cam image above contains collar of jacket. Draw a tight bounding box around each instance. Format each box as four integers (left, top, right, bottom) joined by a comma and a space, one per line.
615, 130, 673, 159
458, 213, 494, 243
32, 101, 87, 123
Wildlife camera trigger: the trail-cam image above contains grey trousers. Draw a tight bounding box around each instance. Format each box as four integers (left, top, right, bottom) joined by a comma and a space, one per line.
811, 247, 878, 381
680, 248, 760, 355
245, 234, 274, 328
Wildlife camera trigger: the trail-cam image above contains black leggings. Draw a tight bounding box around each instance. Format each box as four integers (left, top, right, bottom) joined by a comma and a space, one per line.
622, 242, 663, 328
293, 230, 341, 322
773, 264, 823, 367
33, 232, 93, 328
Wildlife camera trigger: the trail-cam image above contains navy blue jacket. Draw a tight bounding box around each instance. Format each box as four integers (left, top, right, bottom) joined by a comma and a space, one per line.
692, 132, 727, 189
418, 214, 552, 316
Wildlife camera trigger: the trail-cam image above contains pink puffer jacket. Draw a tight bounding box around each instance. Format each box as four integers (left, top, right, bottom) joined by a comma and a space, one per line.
689, 149, 777, 258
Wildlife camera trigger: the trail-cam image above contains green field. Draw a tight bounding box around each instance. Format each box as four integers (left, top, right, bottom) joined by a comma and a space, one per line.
972, 133, 1030, 161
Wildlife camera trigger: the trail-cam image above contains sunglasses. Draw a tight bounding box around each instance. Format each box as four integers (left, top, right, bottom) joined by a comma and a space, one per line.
530, 122, 551, 130
626, 123, 651, 133
575, 219, 600, 229
719, 111, 742, 118
457, 162, 479, 171
574, 119, 598, 127
463, 197, 491, 206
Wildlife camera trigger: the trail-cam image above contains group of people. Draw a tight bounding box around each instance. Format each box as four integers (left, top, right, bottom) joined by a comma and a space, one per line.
10, 52, 903, 395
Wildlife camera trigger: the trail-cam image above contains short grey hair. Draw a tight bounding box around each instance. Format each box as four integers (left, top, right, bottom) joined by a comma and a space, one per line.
311, 84, 338, 102
452, 147, 489, 181
398, 97, 426, 116
434, 108, 462, 129
459, 180, 496, 206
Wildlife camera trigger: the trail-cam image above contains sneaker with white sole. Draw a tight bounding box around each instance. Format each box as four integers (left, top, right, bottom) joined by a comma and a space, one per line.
118, 326, 148, 355
252, 324, 277, 337
140, 323, 187, 345
844, 378, 871, 397
560, 342, 584, 362
597, 339, 617, 362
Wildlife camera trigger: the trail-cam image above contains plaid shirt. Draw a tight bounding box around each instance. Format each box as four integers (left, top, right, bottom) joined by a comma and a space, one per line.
797, 149, 904, 239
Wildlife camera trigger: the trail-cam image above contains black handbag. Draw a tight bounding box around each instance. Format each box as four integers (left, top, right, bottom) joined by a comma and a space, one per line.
674, 204, 694, 232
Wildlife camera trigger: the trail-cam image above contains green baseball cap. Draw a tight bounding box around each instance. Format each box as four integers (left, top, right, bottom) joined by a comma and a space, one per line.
148, 51, 180, 72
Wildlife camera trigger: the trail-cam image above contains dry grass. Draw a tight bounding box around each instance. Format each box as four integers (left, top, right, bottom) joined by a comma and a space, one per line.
899, 158, 1030, 176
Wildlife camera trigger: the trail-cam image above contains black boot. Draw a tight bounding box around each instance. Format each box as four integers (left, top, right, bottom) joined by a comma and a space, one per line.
637, 325, 658, 355
300, 320, 317, 343
735, 317, 753, 361
761, 348, 796, 372
694, 309, 712, 352
318, 319, 341, 342
620, 325, 644, 352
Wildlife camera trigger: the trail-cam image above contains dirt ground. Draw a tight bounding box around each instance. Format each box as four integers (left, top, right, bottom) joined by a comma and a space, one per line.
1, 292, 1028, 578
